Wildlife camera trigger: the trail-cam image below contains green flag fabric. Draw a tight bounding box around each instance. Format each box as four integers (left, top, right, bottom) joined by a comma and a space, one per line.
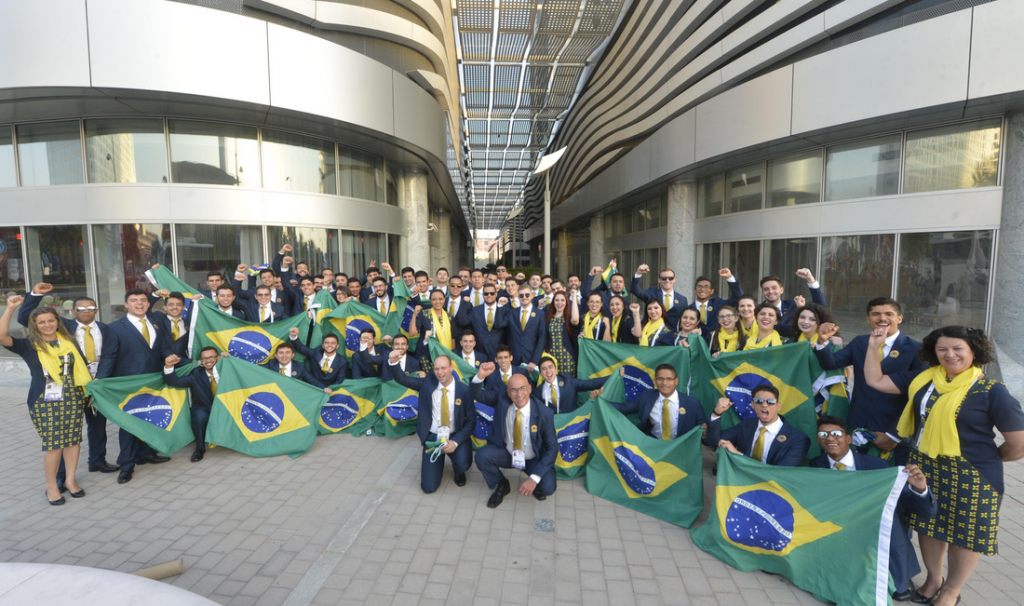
691, 451, 905, 606
145, 264, 202, 298
85, 363, 198, 455
321, 301, 388, 358
554, 399, 593, 480
319, 378, 381, 435
584, 399, 704, 527
188, 303, 320, 364
809, 342, 850, 421
205, 356, 326, 458
312, 288, 338, 324
577, 340, 690, 406
370, 380, 420, 438
427, 336, 477, 383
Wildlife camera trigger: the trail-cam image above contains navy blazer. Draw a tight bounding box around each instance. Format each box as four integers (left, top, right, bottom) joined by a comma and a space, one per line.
482, 365, 529, 392
243, 273, 294, 312
506, 306, 547, 366
232, 285, 288, 323
721, 416, 810, 466
16, 292, 115, 362
630, 276, 690, 328
97, 314, 174, 378
264, 360, 326, 388
532, 374, 607, 414
635, 321, 676, 347
460, 304, 508, 360
390, 372, 476, 446
615, 389, 720, 445
351, 345, 391, 379
687, 279, 744, 331
291, 339, 349, 386
163, 365, 217, 410
451, 348, 491, 369
814, 333, 926, 433
366, 295, 399, 318
381, 354, 425, 382
471, 384, 558, 481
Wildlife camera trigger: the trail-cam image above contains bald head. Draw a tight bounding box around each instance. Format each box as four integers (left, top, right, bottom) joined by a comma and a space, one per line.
433, 355, 453, 386
507, 373, 531, 408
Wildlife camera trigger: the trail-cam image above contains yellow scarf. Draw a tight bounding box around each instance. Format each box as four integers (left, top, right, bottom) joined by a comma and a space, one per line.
897, 365, 983, 458
717, 329, 739, 353
741, 321, 757, 339
611, 315, 623, 342
640, 318, 665, 347
797, 332, 818, 343
36, 335, 92, 388
431, 309, 453, 350
745, 330, 782, 350
583, 312, 603, 339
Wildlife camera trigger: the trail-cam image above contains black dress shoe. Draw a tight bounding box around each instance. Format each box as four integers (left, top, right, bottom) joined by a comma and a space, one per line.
117, 470, 133, 484
454, 473, 466, 486
88, 462, 118, 473
68, 488, 86, 498
893, 589, 914, 602
46, 491, 65, 506
140, 454, 171, 465
533, 490, 546, 501
487, 479, 511, 509
191, 451, 204, 462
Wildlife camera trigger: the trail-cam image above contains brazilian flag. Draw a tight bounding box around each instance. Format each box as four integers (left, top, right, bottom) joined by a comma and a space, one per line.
809, 342, 850, 421
85, 363, 197, 455
577, 340, 689, 406
692, 451, 906, 606
382, 279, 416, 340
369, 380, 419, 438
206, 356, 326, 458
145, 264, 201, 299
189, 303, 320, 364
319, 378, 381, 435
426, 336, 477, 383
321, 301, 387, 358
554, 399, 593, 480
584, 399, 704, 527
471, 401, 494, 450
599, 263, 629, 297
312, 288, 338, 324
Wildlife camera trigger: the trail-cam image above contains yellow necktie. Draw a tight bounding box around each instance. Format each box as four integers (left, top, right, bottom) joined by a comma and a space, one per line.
280, 366, 287, 375
662, 398, 672, 440
699, 304, 707, 324
441, 387, 450, 429
752, 427, 767, 462
513, 409, 523, 451
321, 357, 330, 373
474, 291, 480, 306
140, 320, 151, 346
551, 385, 558, 412
261, 306, 267, 322
380, 300, 386, 314
834, 462, 846, 471
209, 375, 217, 396
503, 373, 509, 385
521, 309, 528, 330
84, 327, 96, 363
172, 320, 180, 341
304, 298, 309, 311
544, 295, 550, 306
487, 306, 493, 331
878, 344, 885, 359
664, 293, 671, 310
448, 299, 454, 315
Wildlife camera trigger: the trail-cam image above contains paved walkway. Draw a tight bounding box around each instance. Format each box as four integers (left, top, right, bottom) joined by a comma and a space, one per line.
1, 377, 1023, 606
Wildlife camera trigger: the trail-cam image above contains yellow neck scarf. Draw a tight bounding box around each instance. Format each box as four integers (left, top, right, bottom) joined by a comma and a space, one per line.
611, 315, 623, 342
717, 329, 739, 353
583, 312, 603, 339
797, 331, 818, 343
36, 335, 92, 387
742, 320, 757, 339
745, 330, 782, 350
640, 318, 665, 346
431, 309, 453, 350
897, 365, 983, 458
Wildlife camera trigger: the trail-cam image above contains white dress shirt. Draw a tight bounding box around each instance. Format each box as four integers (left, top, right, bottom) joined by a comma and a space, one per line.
470, 288, 485, 305
302, 293, 316, 311
375, 295, 391, 314
543, 380, 562, 413
518, 304, 534, 328
127, 314, 157, 349
278, 361, 293, 376
506, 402, 542, 483
164, 365, 220, 385
750, 417, 784, 463
320, 352, 336, 370
461, 350, 476, 367
649, 390, 680, 439
828, 449, 857, 470
430, 379, 458, 439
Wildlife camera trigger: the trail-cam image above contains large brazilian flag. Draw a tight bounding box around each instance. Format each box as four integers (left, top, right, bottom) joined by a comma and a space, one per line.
189, 302, 320, 364
577, 340, 689, 406
692, 451, 906, 606
584, 399, 704, 527
553, 400, 593, 480
318, 379, 381, 435
311, 288, 338, 324
206, 356, 326, 457
321, 301, 388, 358
85, 363, 197, 455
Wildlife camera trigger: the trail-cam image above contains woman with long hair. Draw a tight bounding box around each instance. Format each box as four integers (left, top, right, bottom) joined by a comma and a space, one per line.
0, 296, 90, 506
545, 290, 578, 376
577, 292, 611, 343
736, 294, 758, 340
708, 305, 746, 357
673, 307, 707, 346
409, 289, 454, 371
608, 295, 635, 344
742, 302, 786, 350
630, 299, 674, 346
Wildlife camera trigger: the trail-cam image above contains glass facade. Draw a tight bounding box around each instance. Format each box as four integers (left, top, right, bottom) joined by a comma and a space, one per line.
174, 224, 265, 290
763, 237, 818, 297
697, 173, 724, 219
24, 225, 93, 315
602, 194, 667, 238
342, 230, 388, 276
825, 135, 901, 201
766, 149, 822, 208
17, 122, 84, 187
92, 224, 172, 319
0, 227, 26, 338
0, 126, 15, 188
386, 160, 405, 207
261, 130, 337, 194
725, 163, 763, 214
267, 226, 339, 275
339, 146, 384, 202
903, 119, 1001, 194
169, 120, 261, 187
821, 234, 895, 338
85, 119, 168, 184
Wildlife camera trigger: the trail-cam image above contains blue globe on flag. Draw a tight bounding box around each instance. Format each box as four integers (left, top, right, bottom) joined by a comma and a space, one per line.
613, 445, 657, 495
345, 319, 373, 354
122, 393, 173, 429
229, 330, 274, 364
241, 391, 285, 433
321, 393, 359, 430
386, 395, 418, 422
725, 373, 774, 419
622, 365, 654, 402
725, 489, 795, 552
557, 418, 589, 464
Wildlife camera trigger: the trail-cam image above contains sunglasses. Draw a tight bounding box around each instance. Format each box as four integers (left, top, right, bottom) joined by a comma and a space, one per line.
484, 292, 496, 296
75, 306, 98, 312
751, 398, 778, 405
519, 293, 533, 298
817, 430, 845, 439
659, 276, 674, 281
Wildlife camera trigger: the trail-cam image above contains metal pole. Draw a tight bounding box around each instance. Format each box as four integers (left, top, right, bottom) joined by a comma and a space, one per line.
511, 215, 516, 268
544, 173, 551, 274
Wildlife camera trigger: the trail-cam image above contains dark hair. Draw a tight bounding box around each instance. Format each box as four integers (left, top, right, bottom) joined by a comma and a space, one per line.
322, 334, 339, 344
654, 363, 677, 378
644, 299, 666, 323
919, 325, 994, 366
753, 302, 780, 323
401, 266, 415, 276
658, 269, 675, 278
737, 294, 756, 307
587, 292, 604, 304
415, 270, 429, 280
366, 266, 381, 276
334, 286, 351, 299
567, 273, 580, 282
551, 279, 564, 288
471, 269, 484, 276
795, 303, 833, 328
124, 288, 149, 302
496, 344, 512, 356
461, 330, 476, 339
216, 284, 235, 295
482, 285, 497, 294
372, 276, 387, 285
505, 277, 518, 286
72, 296, 97, 308
430, 289, 446, 300
360, 327, 376, 337
542, 274, 553, 281
206, 271, 223, 280
530, 272, 541, 278
275, 343, 294, 353
759, 275, 782, 288
817, 415, 847, 431
199, 346, 219, 357
259, 268, 276, 277
391, 334, 409, 345
299, 275, 314, 285
337, 272, 348, 280
256, 285, 271, 294
694, 275, 713, 288
167, 292, 186, 304
752, 384, 780, 400
437, 267, 449, 276
866, 297, 902, 315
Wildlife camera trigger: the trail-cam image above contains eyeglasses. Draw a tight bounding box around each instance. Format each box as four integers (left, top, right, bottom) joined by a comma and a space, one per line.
659, 276, 674, 281
817, 430, 845, 439
694, 284, 712, 290
751, 398, 778, 405
75, 306, 98, 312
717, 314, 736, 320
519, 293, 533, 298
507, 385, 530, 394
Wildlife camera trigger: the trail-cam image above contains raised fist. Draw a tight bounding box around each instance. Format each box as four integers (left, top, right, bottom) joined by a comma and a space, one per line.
793, 295, 806, 307
477, 361, 495, 378
7, 294, 25, 308
155, 289, 170, 298
817, 322, 839, 342
629, 303, 640, 313
281, 244, 293, 254
718, 268, 733, 280
289, 327, 300, 339
282, 256, 293, 266
32, 283, 53, 295
164, 354, 181, 367
796, 268, 815, 283
714, 397, 733, 416
636, 264, 650, 274
237, 264, 248, 272
590, 266, 602, 276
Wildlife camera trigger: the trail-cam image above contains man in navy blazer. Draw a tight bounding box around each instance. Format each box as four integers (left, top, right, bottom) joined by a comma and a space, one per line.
388, 353, 476, 493
759, 269, 826, 336
288, 275, 320, 317
366, 276, 397, 317
234, 284, 288, 324
235, 263, 293, 314
197, 270, 227, 300
583, 263, 631, 316
810, 416, 937, 602
471, 365, 558, 507
452, 331, 491, 370
814, 297, 926, 463
688, 269, 744, 331
208, 284, 248, 320
613, 364, 728, 445
351, 329, 391, 379
97, 289, 176, 483
263, 343, 327, 388
380, 335, 425, 381
505, 290, 547, 370
288, 327, 348, 386
460, 285, 507, 359
718, 384, 809, 466
533, 355, 607, 414
146, 290, 190, 358
630, 264, 689, 328
481, 345, 528, 392
162, 347, 222, 462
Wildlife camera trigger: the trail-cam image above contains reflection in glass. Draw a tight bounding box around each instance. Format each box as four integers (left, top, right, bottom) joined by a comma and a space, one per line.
698, 174, 724, 218
339, 146, 384, 202
24, 225, 93, 322
767, 149, 822, 207
262, 130, 336, 194
723, 240, 761, 296
0, 126, 15, 188
385, 161, 404, 207
821, 234, 895, 340
725, 163, 763, 214
825, 135, 901, 201
763, 237, 818, 298
622, 207, 633, 235
174, 224, 264, 290
342, 230, 387, 276
904, 119, 1001, 194
388, 234, 404, 270
169, 120, 260, 187
0, 227, 27, 339
17, 122, 84, 187
266, 226, 338, 275
696, 243, 722, 291
896, 231, 992, 341
85, 119, 168, 184
92, 224, 172, 320
645, 196, 661, 229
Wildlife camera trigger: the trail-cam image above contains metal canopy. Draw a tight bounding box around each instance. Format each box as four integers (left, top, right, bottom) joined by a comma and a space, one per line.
454, 0, 629, 230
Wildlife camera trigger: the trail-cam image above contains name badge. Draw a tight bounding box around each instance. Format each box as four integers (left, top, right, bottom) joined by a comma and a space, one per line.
87, 362, 98, 378
436, 427, 451, 442
512, 449, 526, 470
44, 381, 63, 402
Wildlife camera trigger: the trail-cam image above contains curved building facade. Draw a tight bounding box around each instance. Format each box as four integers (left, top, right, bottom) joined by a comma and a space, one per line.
0, 0, 471, 346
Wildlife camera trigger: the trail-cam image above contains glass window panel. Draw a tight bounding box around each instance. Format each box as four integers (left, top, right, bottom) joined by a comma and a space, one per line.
696, 243, 722, 292
174, 224, 264, 290
85, 119, 168, 184
261, 130, 336, 194
661, 196, 668, 226
17, 121, 84, 186
338, 146, 384, 202
0, 227, 27, 341
0, 126, 15, 188
763, 237, 819, 300
821, 234, 895, 340
896, 231, 993, 341
622, 208, 633, 235
386, 160, 405, 207
722, 240, 761, 297
388, 234, 404, 268
168, 120, 260, 187
698, 174, 724, 219
634, 202, 647, 232
825, 134, 901, 201
604, 214, 613, 239
609, 210, 621, 237
92, 224, 172, 321
903, 119, 1001, 194
766, 149, 822, 208
24, 225, 93, 322
646, 196, 662, 229
266, 226, 338, 276
342, 230, 387, 277
724, 163, 763, 214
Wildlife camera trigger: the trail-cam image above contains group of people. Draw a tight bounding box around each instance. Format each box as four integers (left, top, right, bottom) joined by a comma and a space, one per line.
2, 245, 1023, 606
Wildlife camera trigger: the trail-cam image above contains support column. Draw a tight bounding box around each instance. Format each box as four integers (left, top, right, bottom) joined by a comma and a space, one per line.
666, 180, 697, 289
989, 111, 1024, 393
437, 212, 452, 274
404, 169, 429, 273
556, 230, 570, 279
590, 213, 605, 268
